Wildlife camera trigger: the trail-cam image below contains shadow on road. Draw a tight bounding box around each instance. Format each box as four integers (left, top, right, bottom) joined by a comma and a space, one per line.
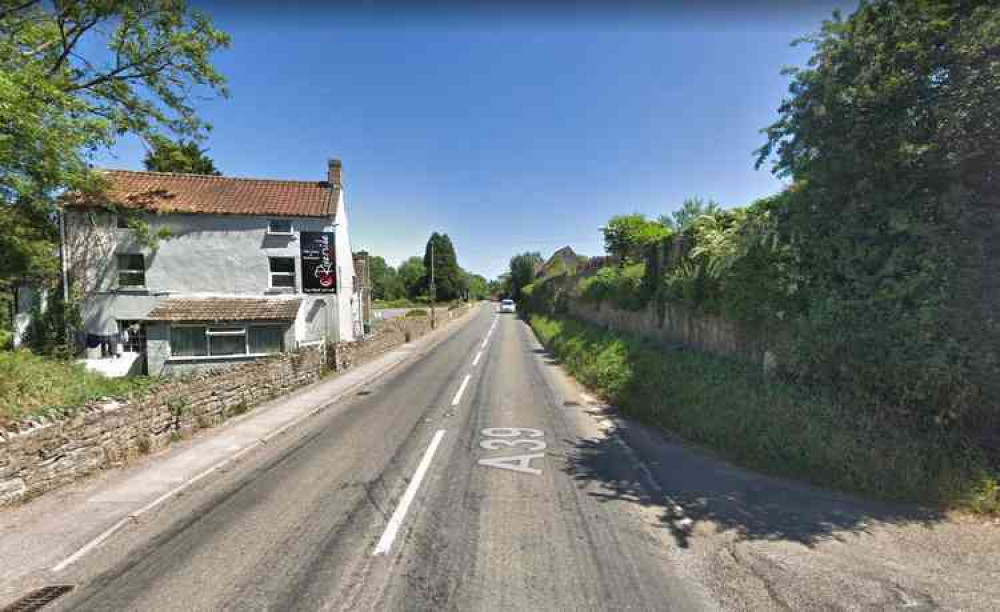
562, 415, 945, 549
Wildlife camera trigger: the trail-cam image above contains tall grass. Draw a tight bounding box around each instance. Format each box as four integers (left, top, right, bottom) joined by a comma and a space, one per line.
531, 315, 998, 513
0, 350, 157, 426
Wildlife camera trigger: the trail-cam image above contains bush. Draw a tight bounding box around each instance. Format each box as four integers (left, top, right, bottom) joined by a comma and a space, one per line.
530, 314, 998, 513
579, 263, 646, 311
0, 350, 158, 425
404, 308, 428, 318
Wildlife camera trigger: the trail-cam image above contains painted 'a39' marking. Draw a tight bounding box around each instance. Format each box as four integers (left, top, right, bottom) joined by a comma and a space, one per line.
477, 427, 546, 475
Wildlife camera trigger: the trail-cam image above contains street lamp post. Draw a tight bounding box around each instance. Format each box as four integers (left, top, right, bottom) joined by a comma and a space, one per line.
429, 240, 436, 330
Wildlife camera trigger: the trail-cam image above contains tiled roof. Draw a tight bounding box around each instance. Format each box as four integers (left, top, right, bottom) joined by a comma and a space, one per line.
68, 170, 338, 218
146, 298, 302, 322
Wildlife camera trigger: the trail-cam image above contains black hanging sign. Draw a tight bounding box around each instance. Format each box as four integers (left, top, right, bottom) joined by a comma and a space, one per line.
300, 231, 337, 293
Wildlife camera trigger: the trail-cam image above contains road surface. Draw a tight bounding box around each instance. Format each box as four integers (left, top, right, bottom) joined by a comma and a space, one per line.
48, 304, 707, 610
39, 303, 1000, 611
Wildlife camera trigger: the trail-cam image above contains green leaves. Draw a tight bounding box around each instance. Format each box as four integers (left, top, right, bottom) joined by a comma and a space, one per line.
601, 214, 670, 264
422, 232, 465, 301
508, 251, 543, 301
753, 0, 1000, 429
1, 0, 230, 284
143, 136, 221, 175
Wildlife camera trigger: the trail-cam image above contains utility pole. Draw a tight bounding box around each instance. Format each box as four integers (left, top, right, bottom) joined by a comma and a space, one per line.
429, 239, 436, 329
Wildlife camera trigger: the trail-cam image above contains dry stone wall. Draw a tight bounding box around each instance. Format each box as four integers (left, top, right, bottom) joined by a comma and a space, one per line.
0, 303, 475, 508
331, 305, 472, 371
567, 301, 783, 371
0, 347, 324, 507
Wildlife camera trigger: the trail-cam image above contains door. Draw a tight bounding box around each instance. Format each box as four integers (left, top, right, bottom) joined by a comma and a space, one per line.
117, 320, 148, 374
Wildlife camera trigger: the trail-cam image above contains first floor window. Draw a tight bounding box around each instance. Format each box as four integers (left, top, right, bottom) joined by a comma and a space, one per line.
269, 257, 296, 288
170, 325, 285, 358
268, 219, 293, 234
117, 253, 146, 287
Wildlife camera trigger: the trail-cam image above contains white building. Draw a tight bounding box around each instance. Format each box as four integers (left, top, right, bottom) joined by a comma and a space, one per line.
57, 159, 361, 375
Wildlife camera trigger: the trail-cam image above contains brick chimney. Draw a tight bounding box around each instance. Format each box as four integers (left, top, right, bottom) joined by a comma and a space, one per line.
327, 158, 342, 187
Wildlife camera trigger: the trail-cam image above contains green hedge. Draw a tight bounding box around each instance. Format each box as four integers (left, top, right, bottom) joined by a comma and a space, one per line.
530, 314, 998, 513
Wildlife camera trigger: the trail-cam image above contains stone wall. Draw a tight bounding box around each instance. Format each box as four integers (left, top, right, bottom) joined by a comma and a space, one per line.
567, 301, 782, 370
331, 304, 472, 371
0, 347, 323, 507
0, 303, 476, 508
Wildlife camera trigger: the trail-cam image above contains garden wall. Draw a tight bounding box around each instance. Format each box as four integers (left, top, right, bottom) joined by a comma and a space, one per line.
0, 303, 476, 507
0, 346, 324, 506
331, 305, 471, 371
567, 300, 782, 370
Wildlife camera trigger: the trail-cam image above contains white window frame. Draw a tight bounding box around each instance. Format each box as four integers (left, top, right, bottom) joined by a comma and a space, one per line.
116, 253, 146, 288
267, 218, 293, 236
268, 257, 296, 290
168, 324, 285, 361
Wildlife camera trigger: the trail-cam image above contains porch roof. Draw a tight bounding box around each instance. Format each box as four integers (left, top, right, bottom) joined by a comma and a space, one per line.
145, 297, 302, 322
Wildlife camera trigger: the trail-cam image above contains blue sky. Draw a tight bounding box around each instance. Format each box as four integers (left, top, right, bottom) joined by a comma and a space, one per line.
95, 2, 851, 279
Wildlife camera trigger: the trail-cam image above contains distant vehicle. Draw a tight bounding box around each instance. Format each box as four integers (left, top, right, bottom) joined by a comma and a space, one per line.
499, 299, 516, 314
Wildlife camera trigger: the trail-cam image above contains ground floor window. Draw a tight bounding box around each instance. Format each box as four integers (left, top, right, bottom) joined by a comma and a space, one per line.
170, 324, 285, 358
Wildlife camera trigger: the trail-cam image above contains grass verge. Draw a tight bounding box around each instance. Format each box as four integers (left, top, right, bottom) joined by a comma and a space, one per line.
530, 314, 999, 514
0, 350, 158, 427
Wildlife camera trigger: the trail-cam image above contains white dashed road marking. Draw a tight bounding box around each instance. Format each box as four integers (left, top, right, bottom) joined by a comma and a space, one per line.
373, 429, 447, 556
451, 374, 472, 406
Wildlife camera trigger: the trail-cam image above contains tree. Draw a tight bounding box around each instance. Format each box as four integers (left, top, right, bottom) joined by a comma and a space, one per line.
465, 272, 489, 300
397, 256, 426, 300
601, 214, 670, 264
368, 255, 404, 301
489, 274, 510, 299
0, 0, 230, 287
756, 1, 1000, 425
421, 233, 465, 301
508, 252, 542, 302
659, 197, 722, 231
143, 137, 221, 175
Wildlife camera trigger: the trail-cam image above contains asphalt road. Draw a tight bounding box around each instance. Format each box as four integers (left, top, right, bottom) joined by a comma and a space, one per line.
41, 303, 1000, 611
50, 303, 710, 611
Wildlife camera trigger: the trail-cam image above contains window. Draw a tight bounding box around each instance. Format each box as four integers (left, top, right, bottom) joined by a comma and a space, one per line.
269, 257, 296, 288
268, 219, 293, 235
169, 325, 284, 359
249, 326, 284, 354
117, 254, 146, 287
207, 327, 246, 356
171, 326, 207, 357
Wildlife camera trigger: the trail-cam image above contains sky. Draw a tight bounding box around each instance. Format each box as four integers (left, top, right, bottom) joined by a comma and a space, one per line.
94, 1, 852, 280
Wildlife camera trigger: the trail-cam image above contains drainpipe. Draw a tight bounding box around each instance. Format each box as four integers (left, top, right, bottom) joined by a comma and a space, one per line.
58, 207, 70, 343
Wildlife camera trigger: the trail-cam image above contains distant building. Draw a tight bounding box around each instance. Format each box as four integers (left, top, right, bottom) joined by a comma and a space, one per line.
42, 160, 362, 375
536, 246, 587, 279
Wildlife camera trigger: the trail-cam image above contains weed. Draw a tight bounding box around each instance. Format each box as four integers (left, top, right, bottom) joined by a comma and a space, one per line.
166, 397, 190, 417
531, 314, 998, 513
0, 350, 158, 426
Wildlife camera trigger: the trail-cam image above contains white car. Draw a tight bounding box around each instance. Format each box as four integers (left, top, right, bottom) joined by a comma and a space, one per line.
499, 299, 516, 314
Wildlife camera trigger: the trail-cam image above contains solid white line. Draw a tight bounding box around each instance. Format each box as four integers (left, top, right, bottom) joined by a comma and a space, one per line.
373, 429, 447, 556
451, 374, 471, 406
472, 350, 483, 366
